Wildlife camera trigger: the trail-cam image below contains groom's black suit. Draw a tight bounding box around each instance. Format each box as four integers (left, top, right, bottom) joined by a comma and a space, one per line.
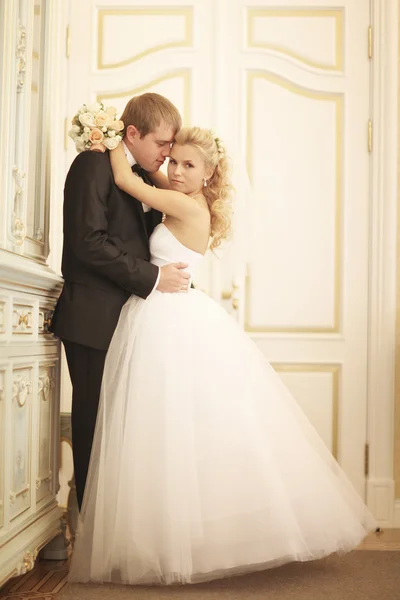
51, 150, 162, 509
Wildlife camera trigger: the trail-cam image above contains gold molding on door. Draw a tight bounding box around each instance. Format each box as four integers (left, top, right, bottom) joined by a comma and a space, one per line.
272, 363, 340, 459
246, 71, 342, 334
247, 8, 343, 72
394, 15, 400, 498
98, 8, 193, 70
96, 69, 191, 126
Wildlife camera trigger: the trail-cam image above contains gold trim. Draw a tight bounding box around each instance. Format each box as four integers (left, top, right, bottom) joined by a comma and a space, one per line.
246, 71, 342, 333
66, 25, 71, 59
32, 51, 39, 60
394, 16, 400, 499
12, 306, 33, 335
368, 25, 373, 60
98, 8, 193, 70
368, 119, 373, 152
247, 8, 343, 72
222, 290, 233, 300
272, 363, 340, 458
96, 70, 191, 126
64, 117, 69, 151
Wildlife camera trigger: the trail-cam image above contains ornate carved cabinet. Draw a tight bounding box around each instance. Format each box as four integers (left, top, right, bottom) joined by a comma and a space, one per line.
0, 0, 64, 586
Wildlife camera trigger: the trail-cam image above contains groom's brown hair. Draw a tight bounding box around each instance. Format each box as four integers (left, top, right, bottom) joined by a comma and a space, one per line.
121, 93, 182, 138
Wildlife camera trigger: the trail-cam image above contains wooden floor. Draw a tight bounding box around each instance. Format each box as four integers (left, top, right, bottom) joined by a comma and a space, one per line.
358, 528, 400, 550
0, 529, 399, 600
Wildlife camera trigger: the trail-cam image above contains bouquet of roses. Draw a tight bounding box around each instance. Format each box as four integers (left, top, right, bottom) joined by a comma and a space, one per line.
68, 102, 124, 153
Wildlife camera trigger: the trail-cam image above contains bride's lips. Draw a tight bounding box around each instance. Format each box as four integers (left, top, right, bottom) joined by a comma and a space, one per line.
171, 179, 183, 184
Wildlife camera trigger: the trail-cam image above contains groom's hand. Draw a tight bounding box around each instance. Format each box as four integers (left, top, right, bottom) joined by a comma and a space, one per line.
157, 263, 190, 293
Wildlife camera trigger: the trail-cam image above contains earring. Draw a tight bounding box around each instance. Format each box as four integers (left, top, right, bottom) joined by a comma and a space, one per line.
203, 179, 207, 187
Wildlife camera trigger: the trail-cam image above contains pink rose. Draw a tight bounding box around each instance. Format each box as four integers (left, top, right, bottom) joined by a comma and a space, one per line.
89, 128, 104, 144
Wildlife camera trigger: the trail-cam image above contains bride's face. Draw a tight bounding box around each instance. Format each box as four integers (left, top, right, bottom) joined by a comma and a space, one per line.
167, 144, 209, 196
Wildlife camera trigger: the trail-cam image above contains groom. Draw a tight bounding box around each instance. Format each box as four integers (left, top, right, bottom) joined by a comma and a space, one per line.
51, 93, 189, 509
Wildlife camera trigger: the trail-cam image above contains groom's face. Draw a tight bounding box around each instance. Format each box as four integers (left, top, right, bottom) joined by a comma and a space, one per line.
127, 122, 175, 172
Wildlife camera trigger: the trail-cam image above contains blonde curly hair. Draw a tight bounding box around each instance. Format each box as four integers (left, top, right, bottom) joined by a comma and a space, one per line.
174, 127, 232, 249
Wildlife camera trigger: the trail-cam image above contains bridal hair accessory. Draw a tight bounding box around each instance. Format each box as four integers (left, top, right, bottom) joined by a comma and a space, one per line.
209, 129, 225, 159
68, 102, 124, 153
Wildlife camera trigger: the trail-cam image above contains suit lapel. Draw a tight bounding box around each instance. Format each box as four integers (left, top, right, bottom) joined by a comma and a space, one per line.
135, 195, 148, 232
120, 168, 163, 240
120, 188, 148, 244
141, 170, 163, 236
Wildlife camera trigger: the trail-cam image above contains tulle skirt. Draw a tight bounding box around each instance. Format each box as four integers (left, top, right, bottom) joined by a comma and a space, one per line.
69, 289, 376, 585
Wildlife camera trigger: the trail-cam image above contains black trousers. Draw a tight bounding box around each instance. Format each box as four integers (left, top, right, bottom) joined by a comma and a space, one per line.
63, 340, 107, 510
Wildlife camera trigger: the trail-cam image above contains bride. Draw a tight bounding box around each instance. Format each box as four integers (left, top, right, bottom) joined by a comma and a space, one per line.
69, 127, 376, 586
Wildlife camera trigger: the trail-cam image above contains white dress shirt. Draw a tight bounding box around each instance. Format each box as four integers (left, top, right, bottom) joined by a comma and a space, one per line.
122, 141, 151, 212
121, 142, 160, 292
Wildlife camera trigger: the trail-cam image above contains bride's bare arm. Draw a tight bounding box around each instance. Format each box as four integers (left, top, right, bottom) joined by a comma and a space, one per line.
110, 144, 199, 219
146, 170, 171, 190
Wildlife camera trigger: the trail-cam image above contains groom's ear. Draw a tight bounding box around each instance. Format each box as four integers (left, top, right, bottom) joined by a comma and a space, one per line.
125, 124, 140, 143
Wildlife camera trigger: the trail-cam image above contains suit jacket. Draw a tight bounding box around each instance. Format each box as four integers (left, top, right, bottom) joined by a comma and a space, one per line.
50, 150, 162, 351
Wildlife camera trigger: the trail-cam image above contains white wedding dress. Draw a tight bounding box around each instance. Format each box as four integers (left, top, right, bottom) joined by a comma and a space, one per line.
69, 223, 376, 586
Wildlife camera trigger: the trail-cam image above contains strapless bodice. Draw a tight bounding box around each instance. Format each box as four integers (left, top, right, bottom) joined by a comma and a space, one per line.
150, 223, 204, 280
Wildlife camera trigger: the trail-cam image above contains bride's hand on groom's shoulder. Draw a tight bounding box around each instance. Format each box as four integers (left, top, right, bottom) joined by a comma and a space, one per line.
89, 144, 107, 153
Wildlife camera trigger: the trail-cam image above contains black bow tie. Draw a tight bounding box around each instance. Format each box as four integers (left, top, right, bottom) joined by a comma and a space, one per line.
132, 164, 144, 177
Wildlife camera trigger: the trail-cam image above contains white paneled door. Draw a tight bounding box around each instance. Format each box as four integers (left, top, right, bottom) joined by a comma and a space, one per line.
66, 0, 371, 497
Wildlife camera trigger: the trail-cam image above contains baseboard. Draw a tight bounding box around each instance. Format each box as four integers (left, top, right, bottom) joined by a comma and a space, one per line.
394, 500, 400, 527
367, 478, 395, 526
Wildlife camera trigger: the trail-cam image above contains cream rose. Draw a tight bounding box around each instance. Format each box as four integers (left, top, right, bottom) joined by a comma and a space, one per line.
87, 102, 102, 116
109, 120, 124, 132
95, 110, 112, 128
105, 106, 117, 118
79, 112, 96, 128
103, 136, 120, 150
89, 128, 104, 144
75, 136, 86, 152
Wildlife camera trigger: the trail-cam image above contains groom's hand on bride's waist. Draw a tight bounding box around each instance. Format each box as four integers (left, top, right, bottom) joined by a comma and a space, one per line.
157, 263, 191, 293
